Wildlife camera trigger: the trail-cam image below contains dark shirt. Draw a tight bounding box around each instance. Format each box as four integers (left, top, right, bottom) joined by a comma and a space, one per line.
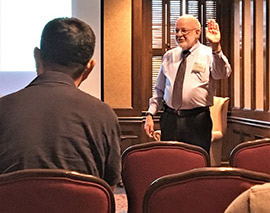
0, 71, 121, 186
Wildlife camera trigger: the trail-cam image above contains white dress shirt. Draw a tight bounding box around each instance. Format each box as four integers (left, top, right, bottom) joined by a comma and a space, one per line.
148, 41, 232, 115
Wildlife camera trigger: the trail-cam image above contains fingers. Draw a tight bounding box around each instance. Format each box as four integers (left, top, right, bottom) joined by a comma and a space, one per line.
145, 125, 154, 138
207, 19, 220, 34
205, 19, 221, 44
144, 118, 154, 138
148, 131, 154, 138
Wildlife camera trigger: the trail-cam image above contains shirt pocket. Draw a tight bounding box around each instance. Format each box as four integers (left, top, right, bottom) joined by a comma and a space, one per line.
191, 62, 209, 82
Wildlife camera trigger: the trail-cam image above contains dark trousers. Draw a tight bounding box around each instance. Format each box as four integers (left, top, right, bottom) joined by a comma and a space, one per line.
160, 106, 212, 153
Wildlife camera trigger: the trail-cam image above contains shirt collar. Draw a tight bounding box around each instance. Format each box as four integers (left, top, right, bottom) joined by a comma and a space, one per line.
26, 71, 76, 88
178, 41, 200, 60
188, 41, 200, 54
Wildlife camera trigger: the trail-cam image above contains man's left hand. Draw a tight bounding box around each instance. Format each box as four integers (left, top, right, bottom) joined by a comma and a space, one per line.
206, 19, 221, 46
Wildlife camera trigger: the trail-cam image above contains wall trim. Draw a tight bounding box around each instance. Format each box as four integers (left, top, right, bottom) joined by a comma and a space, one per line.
228, 116, 270, 129
118, 117, 144, 123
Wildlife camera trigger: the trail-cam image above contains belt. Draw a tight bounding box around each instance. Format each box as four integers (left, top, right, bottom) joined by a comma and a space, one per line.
164, 105, 209, 117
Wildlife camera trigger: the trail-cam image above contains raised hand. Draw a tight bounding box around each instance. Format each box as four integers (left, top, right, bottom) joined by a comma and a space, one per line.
206, 19, 221, 44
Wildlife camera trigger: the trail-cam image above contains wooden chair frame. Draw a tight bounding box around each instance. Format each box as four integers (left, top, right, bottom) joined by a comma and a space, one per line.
0, 169, 115, 213
122, 141, 210, 213
230, 138, 270, 166
143, 167, 270, 213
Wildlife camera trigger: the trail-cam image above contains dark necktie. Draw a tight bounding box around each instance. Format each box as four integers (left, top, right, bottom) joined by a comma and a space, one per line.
172, 50, 190, 110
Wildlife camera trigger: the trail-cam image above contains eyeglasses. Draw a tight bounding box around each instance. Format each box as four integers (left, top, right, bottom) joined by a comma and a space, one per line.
174, 28, 197, 36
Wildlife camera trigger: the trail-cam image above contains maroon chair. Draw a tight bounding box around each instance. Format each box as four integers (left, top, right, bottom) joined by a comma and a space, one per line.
0, 169, 115, 213
143, 167, 270, 213
230, 138, 270, 174
121, 141, 210, 213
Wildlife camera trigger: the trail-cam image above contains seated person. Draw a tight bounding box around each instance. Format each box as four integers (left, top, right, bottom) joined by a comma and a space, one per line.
0, 17, 121, 190
225, 183, 270, 213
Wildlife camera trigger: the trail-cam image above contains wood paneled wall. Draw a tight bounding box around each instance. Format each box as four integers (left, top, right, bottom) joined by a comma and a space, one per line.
104, 0, 132, 108
102, 0, 152, 150
222, 0, 270, 162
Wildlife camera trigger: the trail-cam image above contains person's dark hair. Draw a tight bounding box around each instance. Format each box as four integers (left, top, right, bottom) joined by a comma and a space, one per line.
40, 17, 96, 79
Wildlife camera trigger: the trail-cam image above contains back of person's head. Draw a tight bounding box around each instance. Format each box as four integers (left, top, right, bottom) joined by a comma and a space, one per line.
40, 17, 96, 79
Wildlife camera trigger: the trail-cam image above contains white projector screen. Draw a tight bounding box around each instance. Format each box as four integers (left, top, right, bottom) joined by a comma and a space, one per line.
0, 0, 101, 99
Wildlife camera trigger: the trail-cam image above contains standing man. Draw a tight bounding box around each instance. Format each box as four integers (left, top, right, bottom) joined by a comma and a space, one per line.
0, 17, 121, 190
144, 14, 231, 152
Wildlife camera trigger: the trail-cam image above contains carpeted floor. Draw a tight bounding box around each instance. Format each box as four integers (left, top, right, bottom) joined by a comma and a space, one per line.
114, 186, 128, 213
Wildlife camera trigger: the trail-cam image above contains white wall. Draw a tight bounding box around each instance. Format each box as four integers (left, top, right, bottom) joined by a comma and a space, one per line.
72, 0, 101, 99
0, 0, 101, 99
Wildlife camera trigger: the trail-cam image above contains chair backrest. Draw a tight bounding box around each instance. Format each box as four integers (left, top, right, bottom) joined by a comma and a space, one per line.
230, 138, 270, 174
210, 96, 230, 134
143, 167, 270, 213
121, 141, 209, 213
209, 96, 230, 166
0, 169, 115, 213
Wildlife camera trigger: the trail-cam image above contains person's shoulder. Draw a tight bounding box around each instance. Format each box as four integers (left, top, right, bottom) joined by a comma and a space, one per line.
199, 43, 212, 53
78, 91, 117, 116
162, 47, 181, 63
77, 90, 105, 106
85, 97, 119, 127
192, 43, 212, 57
0, 89, 24, 102
164, 46, 180, 57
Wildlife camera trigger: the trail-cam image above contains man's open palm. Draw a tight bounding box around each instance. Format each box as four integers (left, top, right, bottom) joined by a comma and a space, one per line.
206, 19, 221, 44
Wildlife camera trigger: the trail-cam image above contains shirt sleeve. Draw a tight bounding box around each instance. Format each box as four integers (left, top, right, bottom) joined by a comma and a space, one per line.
103, 109, 122, 186
147, 62, 166, 115
210, 51, 232, 80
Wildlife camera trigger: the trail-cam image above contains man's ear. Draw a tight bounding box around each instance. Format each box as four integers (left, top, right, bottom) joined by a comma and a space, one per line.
195, 29, 201, 40
81, 59, 96, 82
34, 47, 44, 75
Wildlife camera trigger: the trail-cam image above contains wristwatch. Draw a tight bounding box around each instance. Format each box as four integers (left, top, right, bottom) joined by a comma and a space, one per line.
212, 44, 222, 54
146, 112, 154, 118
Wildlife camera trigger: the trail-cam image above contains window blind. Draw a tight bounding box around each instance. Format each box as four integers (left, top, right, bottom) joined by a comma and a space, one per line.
151, 0, 217, 93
